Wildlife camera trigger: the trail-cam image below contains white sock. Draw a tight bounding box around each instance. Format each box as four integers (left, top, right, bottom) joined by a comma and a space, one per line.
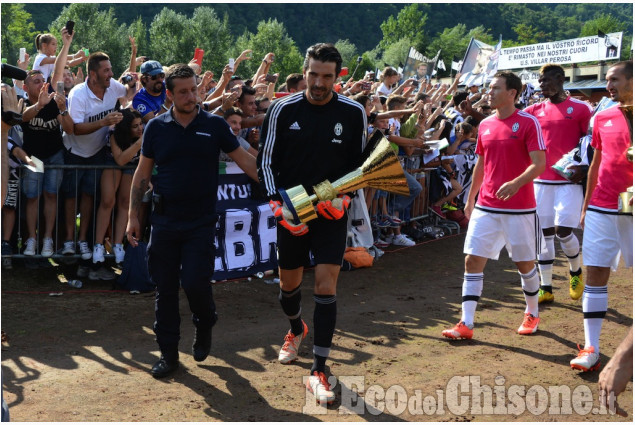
461, 273, 483, 327
583, 285, 608, 354
557, 233, 581, 273
520, 267, 540, 317
538, 235, 555, 289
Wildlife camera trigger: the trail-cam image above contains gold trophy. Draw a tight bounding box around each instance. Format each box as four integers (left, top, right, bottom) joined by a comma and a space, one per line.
618, 105, 633, 214
278, 130, 410, 224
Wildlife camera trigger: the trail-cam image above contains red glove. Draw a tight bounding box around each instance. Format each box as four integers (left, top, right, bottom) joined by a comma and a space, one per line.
316, 194, 351, 220
269, 200, 308, 236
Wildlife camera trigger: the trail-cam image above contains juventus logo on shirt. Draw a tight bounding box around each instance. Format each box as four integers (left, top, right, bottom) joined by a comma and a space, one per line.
567, 106, 574, 114
512, 122, 520, 132
334, 123, 343, 136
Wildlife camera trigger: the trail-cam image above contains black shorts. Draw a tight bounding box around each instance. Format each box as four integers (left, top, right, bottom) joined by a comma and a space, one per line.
276, 213, 348, 269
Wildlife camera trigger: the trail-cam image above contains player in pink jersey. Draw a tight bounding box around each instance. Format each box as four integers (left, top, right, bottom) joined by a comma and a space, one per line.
570, 60, 633, 373
524, 64, 593, 304
442, 71, 546, 340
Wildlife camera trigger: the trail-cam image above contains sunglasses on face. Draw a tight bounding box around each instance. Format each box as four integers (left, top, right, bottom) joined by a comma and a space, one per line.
146, 73, 165, 81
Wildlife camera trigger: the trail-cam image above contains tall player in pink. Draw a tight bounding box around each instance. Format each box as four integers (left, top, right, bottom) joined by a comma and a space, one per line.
524, 64, 593, 304
442, 71, 546, 340
570, 61, 633, 372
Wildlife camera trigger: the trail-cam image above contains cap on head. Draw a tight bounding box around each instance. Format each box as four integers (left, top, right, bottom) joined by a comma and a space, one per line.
140, 60, 164, 76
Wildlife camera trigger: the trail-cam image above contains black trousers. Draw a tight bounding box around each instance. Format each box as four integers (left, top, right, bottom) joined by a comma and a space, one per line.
147, 222, 217, 356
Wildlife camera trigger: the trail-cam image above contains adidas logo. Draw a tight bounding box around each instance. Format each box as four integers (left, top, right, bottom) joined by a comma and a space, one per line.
538, 111, 546, 117
604, 120, 613, 127
482, 128, 491, 136
289, 122, 301, 130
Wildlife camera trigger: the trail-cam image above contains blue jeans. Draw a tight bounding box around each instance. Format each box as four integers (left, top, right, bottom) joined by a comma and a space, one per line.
21, 149, 64, 198
390, 170, 422, 214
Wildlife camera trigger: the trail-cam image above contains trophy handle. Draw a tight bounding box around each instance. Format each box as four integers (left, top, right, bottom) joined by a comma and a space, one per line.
278, 188, 302, 224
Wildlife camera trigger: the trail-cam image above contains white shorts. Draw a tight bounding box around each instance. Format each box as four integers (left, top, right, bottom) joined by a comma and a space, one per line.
464, 208, 544, 262
582, 210, 633, 270
534, 183, 583, 229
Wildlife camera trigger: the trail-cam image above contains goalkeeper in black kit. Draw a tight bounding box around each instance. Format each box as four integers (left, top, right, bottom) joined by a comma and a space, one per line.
257, 43, 367, 404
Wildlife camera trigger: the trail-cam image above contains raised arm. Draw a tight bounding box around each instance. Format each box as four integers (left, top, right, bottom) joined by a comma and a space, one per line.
50, 27, 73, 88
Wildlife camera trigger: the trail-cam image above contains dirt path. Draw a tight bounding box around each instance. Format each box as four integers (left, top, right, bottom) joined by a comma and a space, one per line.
1, 233, 632, 421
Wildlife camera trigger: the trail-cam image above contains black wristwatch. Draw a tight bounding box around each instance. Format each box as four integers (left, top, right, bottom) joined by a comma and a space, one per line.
60, 110, 69, 116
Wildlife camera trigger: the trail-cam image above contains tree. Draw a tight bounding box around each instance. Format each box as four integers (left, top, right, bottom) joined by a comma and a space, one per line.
49, 4, 129, 75
380, 38, 412, 71
127, 17, 148, 62
580, 13, 626, 37
231, 19, 303, 81
148, 8, 194, 69
379, 4, 429, 52
334, 39, 358, 69
513, 23, 548, 45
189, 7, 233, 73
1, 4, 38, 67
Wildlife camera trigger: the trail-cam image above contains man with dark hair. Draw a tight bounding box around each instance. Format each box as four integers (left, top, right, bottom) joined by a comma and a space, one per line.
524, 63, 593, 304
258, 43, 367, 404
442, 70, 546, 340
60, 52, 136, 279
126, 63, 257, 379
570, 60, 633, 372
285, 73, 307, 93
133, 60, 167, 123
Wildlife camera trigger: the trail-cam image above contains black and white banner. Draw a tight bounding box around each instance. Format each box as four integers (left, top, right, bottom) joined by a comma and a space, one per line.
213, 170, 278, 280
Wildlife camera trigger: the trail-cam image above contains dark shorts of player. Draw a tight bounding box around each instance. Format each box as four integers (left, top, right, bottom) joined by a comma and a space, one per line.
277, 213, 348, 269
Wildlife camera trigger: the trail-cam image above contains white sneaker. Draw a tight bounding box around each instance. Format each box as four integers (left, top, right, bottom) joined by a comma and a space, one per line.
278, 320, 308, 364
306, 371, 336, 404
77, 265, 90, 278
23, 238, 36, 256
113, 244, 125, 264
570, 345, 601, 372
89, 266, 115, 281
392, 234, 415, 247
41, 238, 54, 257
93, 243, 105, 263
62, 240, 76, 255
78, 241, 92, 260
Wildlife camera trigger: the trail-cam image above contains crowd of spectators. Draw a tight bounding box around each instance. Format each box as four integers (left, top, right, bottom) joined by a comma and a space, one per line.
0, 25, 598, 277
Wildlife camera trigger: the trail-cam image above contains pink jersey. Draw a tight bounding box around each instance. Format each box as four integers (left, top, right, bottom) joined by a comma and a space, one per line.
525, 97, 592, 182
475, 109, 546, 212
588, 105, 633, 211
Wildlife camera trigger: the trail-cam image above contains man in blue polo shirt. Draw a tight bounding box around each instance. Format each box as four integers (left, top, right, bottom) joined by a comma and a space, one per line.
126, 63, 257, 379
133, 60, 167, 123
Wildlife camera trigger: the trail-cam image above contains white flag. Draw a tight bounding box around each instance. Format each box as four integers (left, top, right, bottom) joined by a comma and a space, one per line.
437, 59, 446, 71
451, 61, 461, 71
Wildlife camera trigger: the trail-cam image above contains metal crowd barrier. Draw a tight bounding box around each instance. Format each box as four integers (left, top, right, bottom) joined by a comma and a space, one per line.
2, 163, 135, 261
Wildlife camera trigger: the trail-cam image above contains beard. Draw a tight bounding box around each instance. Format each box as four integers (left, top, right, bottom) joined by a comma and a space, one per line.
308, 86, 330, 102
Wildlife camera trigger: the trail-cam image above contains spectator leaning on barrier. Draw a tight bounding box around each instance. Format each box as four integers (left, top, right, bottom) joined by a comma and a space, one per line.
60, 52, 137, 280
19, 70, 74, 257
133, 60, 167, 124
2, 135, 30, 270
93, 108, 144, 266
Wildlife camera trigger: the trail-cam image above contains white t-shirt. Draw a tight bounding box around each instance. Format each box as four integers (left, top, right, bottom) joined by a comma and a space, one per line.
377, 83, 393, 97
63, 79, 127, 158
33, 53, 55, 81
